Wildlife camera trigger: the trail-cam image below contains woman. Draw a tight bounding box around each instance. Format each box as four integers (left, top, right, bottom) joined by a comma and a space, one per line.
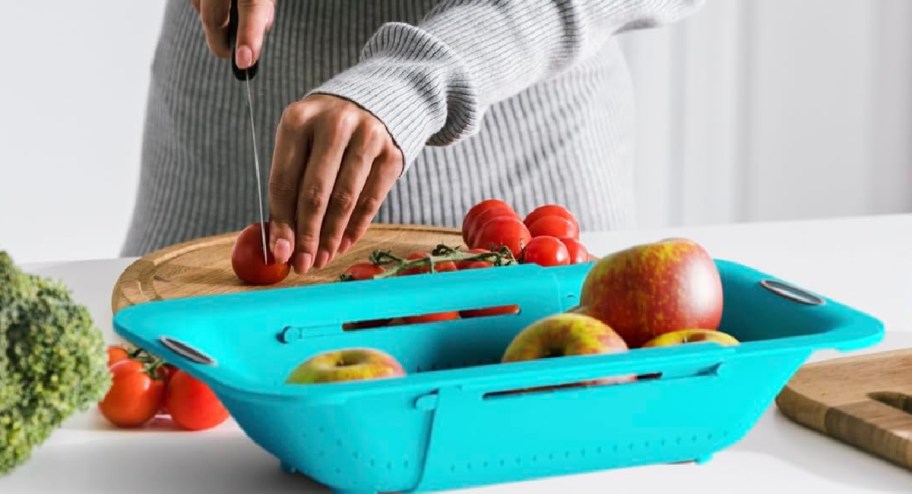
122, 0, 703, 274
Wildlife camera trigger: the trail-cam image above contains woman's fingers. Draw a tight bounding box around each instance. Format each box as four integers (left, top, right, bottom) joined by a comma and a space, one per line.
198, 0, 232, 58
195, 0, 275, 64
315, 121, 385, 268
235, 0, 275, 69
268, 95, 400, 274
291, 114, 353, 274
339, 145, 404, 255
268, 102, 312, 265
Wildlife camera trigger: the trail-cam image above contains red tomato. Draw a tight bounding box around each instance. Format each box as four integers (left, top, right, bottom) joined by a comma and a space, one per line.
462, 200, 515, 244
155, 363, 178, 415
98, 360, 165, 428
456, 261, 520, 317
522, 236, 570, 267
400, 252, 457, 275
455, 248, 492, 269
559, 237, 590, 264
459, 260, 494, 269
473, 217, 532, 258
231, 222, 290, 285
343, 262, 385, 280
106, 345, 130, 367
165, 370, 230, 431
528, 215, 579, 239
523, 204, 579, 231
155, 363, 177, 385
467, 209, 519, 247
403, 311, 461, 324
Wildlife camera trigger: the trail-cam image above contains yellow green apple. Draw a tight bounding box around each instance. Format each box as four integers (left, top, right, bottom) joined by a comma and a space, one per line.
642, 329, 739, 348
286, 348, 405, 384
501, 313, 635, 387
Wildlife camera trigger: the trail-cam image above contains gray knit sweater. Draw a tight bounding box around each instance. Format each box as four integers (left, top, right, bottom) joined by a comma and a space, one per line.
122, 0, 702, 256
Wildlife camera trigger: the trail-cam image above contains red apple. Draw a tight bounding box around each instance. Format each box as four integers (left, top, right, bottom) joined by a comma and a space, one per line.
577, 238, 723, 348
501, 313, 635, 388
285, 348, 405, 384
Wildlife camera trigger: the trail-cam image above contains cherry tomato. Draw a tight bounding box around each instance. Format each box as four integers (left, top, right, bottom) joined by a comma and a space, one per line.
455, 248, 492, 269
559, 237, 590, 264
98, 360, 165, 428
343, 262, 385, 280
106, 345, 130, 367
462, 200, 515, 244
165, 370, 230, 431
467, 208, 519, 247
403, 311, 461, 324
400, 252, 457, 275
524, 204, 579, 231
527, 215, 579, 239
522, 236, 570, 266
231, 222, 290, 285
155, 363, 178, 385
155, 363, 178, 415
473, 217, 532, 258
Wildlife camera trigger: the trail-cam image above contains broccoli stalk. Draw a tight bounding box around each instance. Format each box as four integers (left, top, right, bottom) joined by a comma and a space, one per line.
0, 251, 111, 475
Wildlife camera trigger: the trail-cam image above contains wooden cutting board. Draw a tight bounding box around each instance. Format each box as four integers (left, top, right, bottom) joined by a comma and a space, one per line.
112, 224, 462, 313
775, 348, 912, 470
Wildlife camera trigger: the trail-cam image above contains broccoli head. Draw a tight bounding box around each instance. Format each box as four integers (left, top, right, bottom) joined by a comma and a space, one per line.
1, 251, 111, 475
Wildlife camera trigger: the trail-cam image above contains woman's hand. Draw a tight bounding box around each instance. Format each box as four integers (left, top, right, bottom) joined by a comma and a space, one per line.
190, 0, 276, 69
268, 95, 404, 274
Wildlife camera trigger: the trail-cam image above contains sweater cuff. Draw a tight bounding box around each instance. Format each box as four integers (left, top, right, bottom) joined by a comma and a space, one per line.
308, 23, 480, 173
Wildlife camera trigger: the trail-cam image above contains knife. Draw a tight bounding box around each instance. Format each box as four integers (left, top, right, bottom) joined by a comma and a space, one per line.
228, 0, 268, 264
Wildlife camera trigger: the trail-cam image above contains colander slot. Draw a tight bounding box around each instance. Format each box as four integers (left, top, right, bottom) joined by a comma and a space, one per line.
340, 305, 522, 331
483, 373, 648, 399
481, 364, 719, 400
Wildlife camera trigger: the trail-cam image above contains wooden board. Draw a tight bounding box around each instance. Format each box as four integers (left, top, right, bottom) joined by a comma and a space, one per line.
112, 224, 462, 313
775, 348, 912, 470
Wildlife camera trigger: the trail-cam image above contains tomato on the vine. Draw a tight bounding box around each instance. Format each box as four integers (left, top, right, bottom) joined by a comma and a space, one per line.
455, 248, 492, 269
231, 222, 290, 286
472, 217, 531, 258
559, 237, 590, 264
527, 215, 579, 240
400, 252, 457, 275
522, 236, 571, 267
462, 200, 515, 244
106, 345, 130, 367
524, 204, 579, 231
155, 363, 178, 415
165, 370, 230, 431
98, 359, 165, 428
343, 261, 385, 280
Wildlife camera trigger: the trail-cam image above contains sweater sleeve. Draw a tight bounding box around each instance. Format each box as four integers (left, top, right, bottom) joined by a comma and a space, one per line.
309, 0, 704, 170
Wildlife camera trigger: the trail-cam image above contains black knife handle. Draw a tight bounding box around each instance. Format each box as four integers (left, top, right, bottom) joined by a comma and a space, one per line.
228, 0, 259, 81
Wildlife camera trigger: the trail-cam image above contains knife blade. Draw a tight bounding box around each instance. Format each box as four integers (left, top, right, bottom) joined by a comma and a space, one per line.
229, 0, 267, 264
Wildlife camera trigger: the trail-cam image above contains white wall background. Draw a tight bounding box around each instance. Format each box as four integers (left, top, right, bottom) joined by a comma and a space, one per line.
1, 0, 911, 264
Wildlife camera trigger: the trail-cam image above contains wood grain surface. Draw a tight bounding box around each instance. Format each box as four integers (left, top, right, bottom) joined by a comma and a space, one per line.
775, 348, 912, 470
111, 224, 463, 313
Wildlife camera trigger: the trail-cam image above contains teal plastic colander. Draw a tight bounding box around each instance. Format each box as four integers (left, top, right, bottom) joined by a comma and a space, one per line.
113, 259, 883, 493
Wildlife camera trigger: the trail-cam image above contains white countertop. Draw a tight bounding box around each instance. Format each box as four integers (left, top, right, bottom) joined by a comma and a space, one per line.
3, 214, 911, 493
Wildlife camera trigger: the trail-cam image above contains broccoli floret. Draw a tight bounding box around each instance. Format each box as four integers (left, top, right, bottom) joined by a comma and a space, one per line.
0, 251, 111, 475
